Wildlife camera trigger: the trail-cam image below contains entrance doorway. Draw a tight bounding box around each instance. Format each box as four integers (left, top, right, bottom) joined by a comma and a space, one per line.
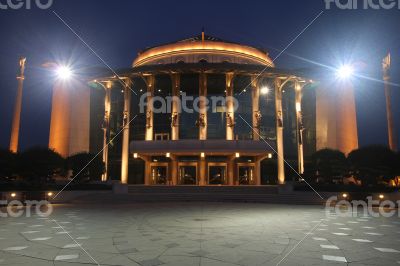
208, 163, 227, 185
237, 163, 255, 185
150, 163, 169, 185
178, 162, 198, 185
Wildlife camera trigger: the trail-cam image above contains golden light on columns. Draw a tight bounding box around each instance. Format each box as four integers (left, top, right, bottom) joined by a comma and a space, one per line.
382, 53, 397, 151
295, 80, 305, 174
275, 78, 285, 185
9, 57, 26, 153
121, 79, 132, 185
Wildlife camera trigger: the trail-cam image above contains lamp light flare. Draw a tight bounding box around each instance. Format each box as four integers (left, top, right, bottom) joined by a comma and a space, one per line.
56, 66, 73, 80
261, 86, 269, 95
336, 65, 354, 79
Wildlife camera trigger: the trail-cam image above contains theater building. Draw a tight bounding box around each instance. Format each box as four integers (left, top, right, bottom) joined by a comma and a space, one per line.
48, 33, 359, 185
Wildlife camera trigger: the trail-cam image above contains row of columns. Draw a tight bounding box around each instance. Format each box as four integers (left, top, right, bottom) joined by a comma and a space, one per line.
100, 73, 306, 185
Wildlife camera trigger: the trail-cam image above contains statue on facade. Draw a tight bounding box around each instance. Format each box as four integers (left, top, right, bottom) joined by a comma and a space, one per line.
146, 110, 152, 128
171, 112, 178, 128
226, 112, 235, 127
277, 111, 283, 128
254, 111, 262, 128
196, 113, 206, 128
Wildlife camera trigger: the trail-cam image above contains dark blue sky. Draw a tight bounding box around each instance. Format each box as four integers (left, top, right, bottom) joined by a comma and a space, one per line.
0, 0, 399, 151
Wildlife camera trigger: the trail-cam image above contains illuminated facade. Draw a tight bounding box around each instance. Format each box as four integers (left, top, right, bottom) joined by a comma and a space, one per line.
48, 33, 359, 185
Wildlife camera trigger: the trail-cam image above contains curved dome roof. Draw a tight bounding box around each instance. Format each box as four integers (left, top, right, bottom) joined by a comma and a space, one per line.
133, 34, 274, 67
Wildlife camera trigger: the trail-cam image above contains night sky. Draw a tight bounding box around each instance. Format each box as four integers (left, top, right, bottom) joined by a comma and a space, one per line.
0, 0, 399, 151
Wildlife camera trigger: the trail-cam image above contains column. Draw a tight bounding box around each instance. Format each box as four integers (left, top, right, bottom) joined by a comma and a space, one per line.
226, 73, 235, 140
275, 79, 285, 184
9, 57, 26, 153
143, 156, 151, 185
383, 53, 397, 151
145, 75, 155, 141
251, 76, 260, 140
171, 74, 180, 140
227, 155, 235, 185
198, 73, 207, 140
199, 156, 207, 185
102, 81, 112, 182
254, 158, 261, 186
295, 81, 305, 174
170, 155, 178, 185
121, 79, 132, 184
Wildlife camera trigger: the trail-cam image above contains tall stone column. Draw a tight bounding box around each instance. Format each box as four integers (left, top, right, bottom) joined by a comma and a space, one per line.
9, 57, 26, 153
295, 81, 305, 174
275, 79, 285, 184
170, 155, 178, 185
251, 76, 260, 140
227, 155, 235, 185
226, 73, 235, 140
102, 81, 112, 181
198, 73, 207, 140
171, 74, 180, 140
121, 79, 132, 184
199, 156, 207, 185
145, 75, 155, 141
383, 53, 397, 151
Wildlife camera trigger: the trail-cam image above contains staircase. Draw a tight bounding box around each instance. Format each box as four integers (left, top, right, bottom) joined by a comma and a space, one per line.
123, 185, 326, 205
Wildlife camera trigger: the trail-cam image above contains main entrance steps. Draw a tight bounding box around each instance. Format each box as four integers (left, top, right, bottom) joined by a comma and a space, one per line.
125, 185, 326, 205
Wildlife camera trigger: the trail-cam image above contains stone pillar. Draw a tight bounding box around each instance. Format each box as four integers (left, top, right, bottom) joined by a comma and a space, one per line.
275, 79, 285, 184
143, 155, 151, 185
198, 73, 207, 140
199, 157, 207, 185
171, 74, 180, 140
170, 155, 178, 185
295, 81, 305, 174
102, 81, 112, 181
145, 75, 155, 141
227, 155, 235, 185
226, 73, 235, 140
254, 158, 261, 186
383, 53, 397, 151
9, 57, 26, 153
121, 79, 132, 184
251, 76, 260, 140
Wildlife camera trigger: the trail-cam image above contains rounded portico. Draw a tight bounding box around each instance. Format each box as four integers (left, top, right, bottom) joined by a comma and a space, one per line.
86, 32, 318, 186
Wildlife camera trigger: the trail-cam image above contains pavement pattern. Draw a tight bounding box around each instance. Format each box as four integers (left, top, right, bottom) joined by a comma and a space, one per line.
1, 202, 400, 265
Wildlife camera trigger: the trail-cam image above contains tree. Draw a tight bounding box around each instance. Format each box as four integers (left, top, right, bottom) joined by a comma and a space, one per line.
66, 153, 104, 183
348, 146, 397, 186
310, 149, 348, 183
0, 149, 17, 179
18, 147, 65, 184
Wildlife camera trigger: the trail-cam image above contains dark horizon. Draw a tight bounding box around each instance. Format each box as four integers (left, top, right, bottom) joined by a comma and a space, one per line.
0, 0, 399, 152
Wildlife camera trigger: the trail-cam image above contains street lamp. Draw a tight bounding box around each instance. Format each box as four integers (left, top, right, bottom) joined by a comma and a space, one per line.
55, 65, 73, 80
261, 86, 269, 95
336, 64, 354, 79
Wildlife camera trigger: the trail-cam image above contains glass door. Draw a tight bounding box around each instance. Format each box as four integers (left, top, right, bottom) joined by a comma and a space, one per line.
208, 163, 227, 185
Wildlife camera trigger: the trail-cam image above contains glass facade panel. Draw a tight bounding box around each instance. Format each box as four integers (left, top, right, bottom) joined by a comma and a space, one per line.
234, 75, 253, 140
207, 74, 226, 139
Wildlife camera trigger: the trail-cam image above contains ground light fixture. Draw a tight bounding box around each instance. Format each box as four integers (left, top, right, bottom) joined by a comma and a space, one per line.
342, 193, 348, 199
379, 194, 385, 199
133, 153, 138, 158
47, 192, 53, 197
10, 192, 16, 198
235, 152, 240, 158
